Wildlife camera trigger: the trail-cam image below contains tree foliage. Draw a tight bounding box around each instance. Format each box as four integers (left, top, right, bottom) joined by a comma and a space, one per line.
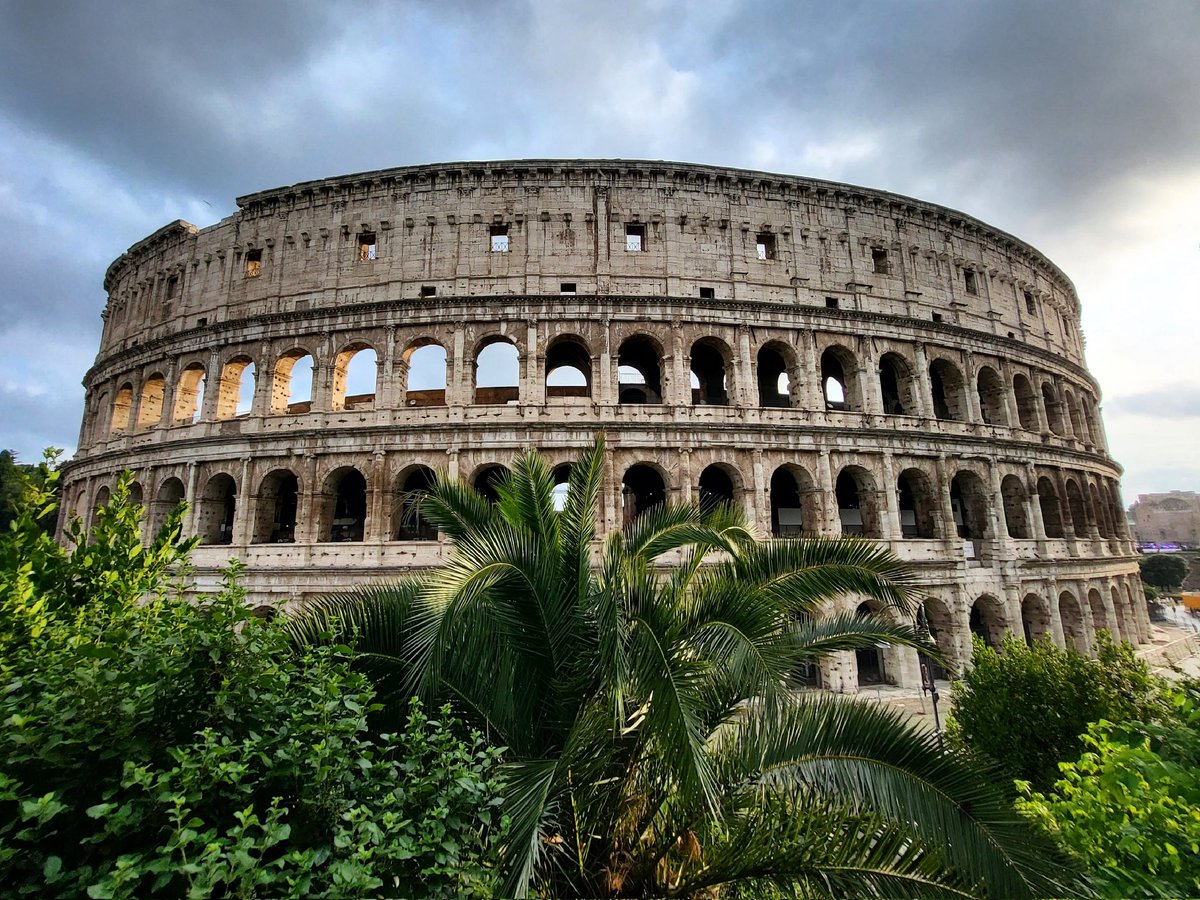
293, 438, 1078, 898
0, 466, 504, 899
1139, 553, 1189, 592
1017, 680, 1200, 898
947, 634, 1169, 791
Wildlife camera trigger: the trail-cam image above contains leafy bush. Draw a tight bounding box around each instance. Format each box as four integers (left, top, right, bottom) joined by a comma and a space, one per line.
0, 471, 504, 898
947, 634, 1169, 791
1018, 681, 1200, 898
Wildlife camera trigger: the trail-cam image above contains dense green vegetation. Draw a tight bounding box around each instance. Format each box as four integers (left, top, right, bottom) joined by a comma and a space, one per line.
0, 471, 503, 899
1139, 552, 1189, 593
293, 439, 1076, 898
1018, 681, 1200, 898
947, 635, 1169, 791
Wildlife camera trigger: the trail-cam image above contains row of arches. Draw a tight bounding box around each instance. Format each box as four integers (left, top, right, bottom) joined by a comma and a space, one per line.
91, 330, 1102, 449
81, 452, 1126, 551
851, 583, 1149, 690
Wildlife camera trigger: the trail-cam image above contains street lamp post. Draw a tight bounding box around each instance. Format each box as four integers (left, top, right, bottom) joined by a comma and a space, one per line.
915, 607, 944, 750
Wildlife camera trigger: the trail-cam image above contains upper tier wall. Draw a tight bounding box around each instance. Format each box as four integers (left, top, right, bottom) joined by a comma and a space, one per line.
95, 160, 1084, 367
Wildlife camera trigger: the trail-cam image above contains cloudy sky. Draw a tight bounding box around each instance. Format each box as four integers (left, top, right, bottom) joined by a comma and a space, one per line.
1, 0, 1197, 501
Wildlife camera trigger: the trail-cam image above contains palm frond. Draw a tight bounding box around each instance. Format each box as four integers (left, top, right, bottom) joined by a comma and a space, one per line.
420, 474, 497, 539
718, 697, 1082, 899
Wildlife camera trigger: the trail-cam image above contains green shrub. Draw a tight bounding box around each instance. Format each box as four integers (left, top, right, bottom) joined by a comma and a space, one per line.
947, 634, 1169, 791
0, 470, 504, 898
1018, 681, 1200, 898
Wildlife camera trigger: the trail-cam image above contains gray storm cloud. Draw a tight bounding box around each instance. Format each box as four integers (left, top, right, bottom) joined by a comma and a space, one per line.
0, 0, 1197, 495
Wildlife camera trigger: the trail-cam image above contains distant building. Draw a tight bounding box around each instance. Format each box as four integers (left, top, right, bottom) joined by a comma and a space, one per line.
1130, 491, 1200, 547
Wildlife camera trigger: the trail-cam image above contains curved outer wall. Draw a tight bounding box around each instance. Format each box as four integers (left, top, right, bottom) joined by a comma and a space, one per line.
64, 159, 1146, 691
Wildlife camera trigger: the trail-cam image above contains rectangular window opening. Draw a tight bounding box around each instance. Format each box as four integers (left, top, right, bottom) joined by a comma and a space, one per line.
872, 247, 890, 275
197, 317, 208, 327
932, 312, 943, 323
420, 285, 436, 298
1024, 291, 1036, 315
699, 287, 715, 300
560, 282, 576, 294
825, 297, 839, 309
963, 269, 978, 295
166, 276, 179, 300
756, 233, 776, 260
490, 225, 510, 253
625, 224, 645, 252
244, 249, 262, 278
358, 232, 377, 261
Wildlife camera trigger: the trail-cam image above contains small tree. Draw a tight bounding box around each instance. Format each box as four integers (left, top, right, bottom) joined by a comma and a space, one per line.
1140, 553, 1189, 593
948, 635, 1169, 791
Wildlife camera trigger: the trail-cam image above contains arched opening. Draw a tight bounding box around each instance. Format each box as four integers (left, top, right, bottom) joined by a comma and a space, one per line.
1042, 383, 1065, 435
757, 343, 793, 408
545, 337, 592, 399
474, 338, 520, 405
690, 338, 731, 405
976, 366, 1008, 426
929, 358, 967, 421
820, 346, 858, 412
217, 356, 256, 419
970, 595, 1005, 650
1059, 591, 1087, 653
878, 353, 917, 416
127, 480, 144, 510
697, 464, 737, 513
1037, 476, 1065, 538
136, 374, 166, 430
617, 335, 663, 404
770, 465, 817, 537
551, 463, 572, 512
111, 383, 134, 434
1106, 482, 1126, 539
855, 601, 886, 685
272, 349, 314, 414
622, 464, 666, 526
1021, 594, 1051, 644
835, 467, 880, 538
332, 343, 377, 410
150, 477, 185, 537
1065, 478, 1089, 537
1088, 588, 1110, 636
897, 469, 938, 538
950, 471, 989, 547
393, 466, 438, 540
404, 341, 447, 407
922, 597, 956, 680
1013, 374, 1039, 431
197, 473, 237, 545
472, 465, 509, 504
172, 363, 206, 425
253, 470, 299, 543
323, 468, 367, 542
1000, 474, 1030, 538
90, 486, 110, 531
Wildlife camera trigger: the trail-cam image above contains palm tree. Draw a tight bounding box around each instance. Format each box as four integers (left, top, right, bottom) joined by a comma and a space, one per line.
291, 438, 1078, 898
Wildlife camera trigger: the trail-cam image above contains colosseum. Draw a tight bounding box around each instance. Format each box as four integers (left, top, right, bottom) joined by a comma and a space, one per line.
61, 159, 1147, 691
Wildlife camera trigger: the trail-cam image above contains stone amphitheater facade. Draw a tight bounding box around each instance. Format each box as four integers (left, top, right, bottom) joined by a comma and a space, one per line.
62, 159, 1147, 691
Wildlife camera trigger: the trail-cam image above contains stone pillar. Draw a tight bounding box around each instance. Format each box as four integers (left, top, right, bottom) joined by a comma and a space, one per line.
963, 351, 983, 424
878, 451, 900, 541
678, 448, 694, 505
598, 318, 614, 406
298, 454, 320, 543
232, 456, 252, 544
1025, 463, 1047, 542
183, 462, 199, 537
367, 451, 389, 541
524, 319, 544, 407
912, 342, 934, 419
817, 449, 838, 535
252, 340, 273, 416
671, 322, 688, 407
380, 325, 397, 409
450, 325, 468, 408
1046, 578, 1066, 648
751, 448, 768, 534
859, 339, 883, 416
200, 347, 221, 421
737, 325, 754, 408
1102, 587, 1122, 643
800, 331, 824, 411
